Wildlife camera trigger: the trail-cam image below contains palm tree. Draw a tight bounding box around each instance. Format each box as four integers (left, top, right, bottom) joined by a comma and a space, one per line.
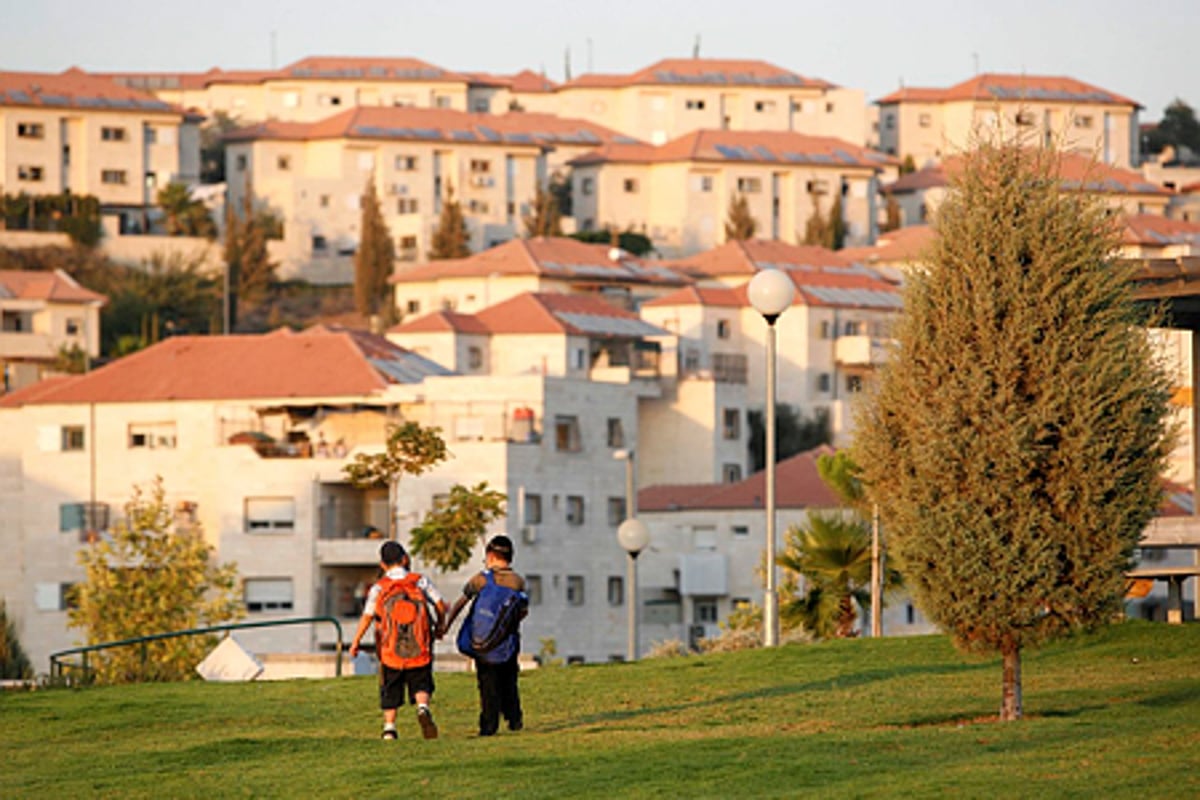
778, 513, 899, 638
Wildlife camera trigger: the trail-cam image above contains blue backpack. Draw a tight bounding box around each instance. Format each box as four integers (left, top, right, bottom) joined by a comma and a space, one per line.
457, 571, 527, 664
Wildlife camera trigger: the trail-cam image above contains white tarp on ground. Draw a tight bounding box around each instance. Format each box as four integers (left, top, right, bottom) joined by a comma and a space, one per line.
195, 635, 264, 682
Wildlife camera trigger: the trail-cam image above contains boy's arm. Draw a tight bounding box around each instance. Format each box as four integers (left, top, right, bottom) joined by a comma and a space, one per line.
443, 595, 468, 631
349, 611, 373, 657
432, 599, 448, 640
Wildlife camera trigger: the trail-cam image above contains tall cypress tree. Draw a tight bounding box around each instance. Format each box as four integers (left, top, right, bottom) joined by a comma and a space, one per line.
723, 193, 757, 241
522, 184, 563, 238
354, 178, 395, 318
429, 183, 471, 260
853, 140, 1173, 721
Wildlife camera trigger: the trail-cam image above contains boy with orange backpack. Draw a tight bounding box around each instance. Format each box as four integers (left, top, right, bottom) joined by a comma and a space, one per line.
350, 541, 447, 740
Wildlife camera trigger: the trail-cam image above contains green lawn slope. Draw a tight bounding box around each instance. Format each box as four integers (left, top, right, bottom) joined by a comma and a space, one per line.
3, 621, 1198, 798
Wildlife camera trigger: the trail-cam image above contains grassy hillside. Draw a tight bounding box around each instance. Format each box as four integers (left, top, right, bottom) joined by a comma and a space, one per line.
3, 622, 1198, 798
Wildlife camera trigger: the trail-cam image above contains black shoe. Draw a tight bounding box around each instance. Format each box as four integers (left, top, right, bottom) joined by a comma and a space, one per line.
508, 718, 523, 732
479, 728, 497, 737
417, 707, 438, 740
381, 728, 398, 740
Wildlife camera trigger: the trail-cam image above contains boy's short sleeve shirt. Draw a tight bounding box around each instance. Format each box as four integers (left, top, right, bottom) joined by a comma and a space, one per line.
463, 567, 526, 598
362, 566, 444, 617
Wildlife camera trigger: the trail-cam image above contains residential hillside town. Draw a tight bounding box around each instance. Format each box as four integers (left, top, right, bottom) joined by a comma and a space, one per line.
2, 52, 1199, 674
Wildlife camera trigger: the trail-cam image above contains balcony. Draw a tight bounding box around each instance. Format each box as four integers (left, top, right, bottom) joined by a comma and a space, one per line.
681, 351, 748, 384
834, 335, 890, 367
316, 486, 390, 565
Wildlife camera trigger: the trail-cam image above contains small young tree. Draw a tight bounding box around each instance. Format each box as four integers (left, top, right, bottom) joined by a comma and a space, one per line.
68, 479, 242, 684
0, 599, 34, 680
853, 139, 1173, 721
157, 182, 216, 239
354, 178, 396, 319
343, 421, 449, 539
724, 193, 757, 241
408, 482, 507, 572
828, 194, 846, 250
803, 196, 829, 246
523, 185, 563, 238
429, 183, 471, 260
882, 193, 902, 232
223, 178, 278, 331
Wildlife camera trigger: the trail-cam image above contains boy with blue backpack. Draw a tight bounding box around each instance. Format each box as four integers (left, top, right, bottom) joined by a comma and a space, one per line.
444, 535, 528, 737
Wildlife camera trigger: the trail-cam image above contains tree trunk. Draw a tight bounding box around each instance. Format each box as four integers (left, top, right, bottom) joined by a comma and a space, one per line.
1000, 642, 1023, 721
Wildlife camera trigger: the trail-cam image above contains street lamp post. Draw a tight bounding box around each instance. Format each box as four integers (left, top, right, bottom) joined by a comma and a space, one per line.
617, 518, 650, 661
747, 269, 795, 648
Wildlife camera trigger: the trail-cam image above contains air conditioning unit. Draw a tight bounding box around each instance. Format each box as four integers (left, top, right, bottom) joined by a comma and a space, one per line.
521, 525, 538, 545
390, 183, 408, 196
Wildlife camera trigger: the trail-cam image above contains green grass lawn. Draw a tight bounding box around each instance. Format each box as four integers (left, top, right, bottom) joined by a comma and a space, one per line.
3, 621, 1198, 798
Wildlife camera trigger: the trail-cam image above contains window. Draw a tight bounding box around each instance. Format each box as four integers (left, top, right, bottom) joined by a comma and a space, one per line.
754, 100, 776, 113
820, 320, 833, 339
716, 319, 731, 339
791, 100, 804, 113
129, 422, 177, 449
817, 373, 832, 392
846, 374, 864, 393
581, 177, 594, 196
472, 98, 490, 112
318, 93, 342, 107
825, 102, 835, 113
66, 318, 82, 336
236, 154, 247, 172
685, 98, 706, 110
244, 578, 294, 613
245, 497, 296, 532
574, 349, 586, 370
606, 417, 624, 448
566, 575, 585, 605
405, 299, 421, 315
1075, 115, 1094, 129
525, 494, 543, 524
312, 234, 328, 252
17, 122, 44, 138
101, 126, 127, 142
319, 193, 330, 208
732, 525, 749, 537
61, 425, 85, 451
623, 178, 639, 193
806, 179, 829, 195
554, 415, 581, 452
736, 177, 762, 193
608, 576, 624, 606
467, 346, 483, 370
566, 495, 585, 525
469, 159, 491, 173
35, 582, 76, 612
466, 199, 490, 214
844, 320, 862, 336
723, 408, 740, 440
398, 235, 418, 252
695, 599, 719, 623
17, 165, 43, 182
101, 169, 128, 185
722, 463, 742, 483
884, 114, 895, 130
282, 91, 299, 108
395, 155, 418, 171
276, 155, 291, 170
59, 502, 110, 537
607, 497, 626, 527
526, 575, 543, 605
434, 95, 452, 109
698, 174, 714, 193
397, 198, 419, 214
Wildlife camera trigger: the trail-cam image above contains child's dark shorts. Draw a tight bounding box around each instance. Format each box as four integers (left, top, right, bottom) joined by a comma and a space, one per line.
378, 662, 435, 710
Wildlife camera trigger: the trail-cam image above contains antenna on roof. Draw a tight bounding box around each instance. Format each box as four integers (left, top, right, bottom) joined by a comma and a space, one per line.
693, 34, 701, 59
972, 52, 980, 75
564, 47, 572, 81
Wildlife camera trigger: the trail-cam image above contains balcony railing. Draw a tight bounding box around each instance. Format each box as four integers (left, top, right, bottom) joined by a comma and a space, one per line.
834, 336, 890, 367
681, 352, 748, 384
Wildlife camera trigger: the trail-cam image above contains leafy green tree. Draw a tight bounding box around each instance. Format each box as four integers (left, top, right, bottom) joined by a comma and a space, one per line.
804, 193, 845, 249
0, 599, 34, 679
853, 140, 1173, 721
724, 193, 757, 241
568, 229, 654, 256
408, 482, 507, 571
353, 178, 395, 319
900, 155, 917, 175
747, 404, 831, 471
828, 194, 846, 250
52, 343, 88, 374
523, 184, 564, 238
157, 182, 216, 239
428, 183, 471, 260
1142, 99, 1200, 158
548, 170, 572, 217
778, 515, 873, 639
67, 479, 242, 684
343, 422, 449, 539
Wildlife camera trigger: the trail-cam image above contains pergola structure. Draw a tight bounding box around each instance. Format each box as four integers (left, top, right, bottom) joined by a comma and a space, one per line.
1130, 254, 1200, 621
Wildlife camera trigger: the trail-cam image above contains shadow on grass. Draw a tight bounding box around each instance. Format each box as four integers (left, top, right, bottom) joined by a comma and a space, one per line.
540, 661, 992, 732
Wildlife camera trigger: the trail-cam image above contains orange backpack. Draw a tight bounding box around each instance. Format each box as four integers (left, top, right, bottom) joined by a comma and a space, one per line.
374, 574, 432, 669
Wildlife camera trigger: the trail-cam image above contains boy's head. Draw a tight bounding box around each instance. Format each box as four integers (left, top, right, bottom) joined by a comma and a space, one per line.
380, 540, 407, 567
485, 535, 514, 565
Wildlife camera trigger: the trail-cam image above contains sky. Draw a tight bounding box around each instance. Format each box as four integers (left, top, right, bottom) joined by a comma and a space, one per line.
2, 0, 1196, 122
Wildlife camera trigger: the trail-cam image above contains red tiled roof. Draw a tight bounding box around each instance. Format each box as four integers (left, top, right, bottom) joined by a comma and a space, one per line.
571, 129, 894, 169
389, 237, 688, 286
280, 56, 469, 84
562, 58, 832, 91
842, 225, 936, 265
1121, 214, 1200, 246
642, 285, 745, 309
884, 164, 947, 194
643, 262, 900, 311
879, 153, 1167, 198
0, 269, 106, 304
639, 446, 840, 511
0, 329, 439, 406
390, 310, 491, 335
0, 68, 182, 115
464, 70, 558, 93
876, 73, 1139, 108
0, 375, 78, 408
477, 292, 650, 335
665, 239, 852, 279
225, 106, 635, 148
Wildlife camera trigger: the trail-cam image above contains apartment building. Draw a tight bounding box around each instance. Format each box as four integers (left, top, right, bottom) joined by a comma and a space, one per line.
876, 73, 1141, 168
570, 129, 894, 257
543, 58, 867, 147
224, 107, 639, 283
389, 236, 690, 319
642, 242, 903, 451
1, 69, 200, 232
882, 152, 1171, 227
0, 269, 105, 392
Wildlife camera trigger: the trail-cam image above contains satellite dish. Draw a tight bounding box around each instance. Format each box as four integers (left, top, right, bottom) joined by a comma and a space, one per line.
608, 247, 624, 262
